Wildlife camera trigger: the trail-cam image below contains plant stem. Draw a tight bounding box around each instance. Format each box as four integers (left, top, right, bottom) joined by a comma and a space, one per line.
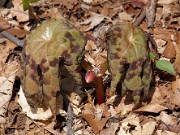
94, 76, 105, 104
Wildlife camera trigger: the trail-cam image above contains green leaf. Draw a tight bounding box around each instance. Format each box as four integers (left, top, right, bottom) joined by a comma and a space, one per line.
156, 60, 175, 75
22, 0, 38, 11
22, 0, 30, 11
149, 52, 156, 59
29, 0, 38, 3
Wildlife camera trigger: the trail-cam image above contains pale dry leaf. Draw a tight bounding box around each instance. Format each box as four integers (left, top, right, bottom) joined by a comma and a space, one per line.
80, 13, 111, 31
0, 41, 16, 64
118, 114, 141, 135
82, 102, 94, 115
94, 105, 103, 121
158, 0, 179, 5
135, 102, 168, 113
85, 40, 97, 51
156, 130, 178, 135
82, 0, 93, 4
18, 86, 53, 120
0, 61, 19, 123
47, 7, 63, 19
0, 37, 7, 44
11, 0, 29, 22
118, 122, 132, 135
155, 38, 166, 54
114, 96, 135, 116
141, 121, 156, 135
118, 12, 133, 22
159, 111, 178, 125
100, 123, 119, 135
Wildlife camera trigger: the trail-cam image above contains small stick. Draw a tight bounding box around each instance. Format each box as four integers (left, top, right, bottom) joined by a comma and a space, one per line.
0, 28, 25, 47
67, 103, 74, 135
133, 0, 157, 27
145, 0, 157, 28
133, 8, 146, 26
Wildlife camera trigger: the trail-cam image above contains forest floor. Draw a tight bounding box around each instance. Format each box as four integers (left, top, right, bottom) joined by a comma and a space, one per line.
0, 0, 180, 134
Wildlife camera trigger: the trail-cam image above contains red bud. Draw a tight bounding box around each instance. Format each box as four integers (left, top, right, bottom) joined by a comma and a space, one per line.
85, 70, 96, 83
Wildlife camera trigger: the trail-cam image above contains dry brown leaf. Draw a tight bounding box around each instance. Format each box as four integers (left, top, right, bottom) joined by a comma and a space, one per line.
128, 0, 148, 8
163, 42, 176, 58
135, 103, 168, 113
6, 28, 30, 38
153, 28, 177, 57
171, 84, 180, 107
81, 114, 109, 134
8, 101, 20, 114
0, 16, 10, 30
175, 31, 180, 73
16, 113, 27, 129
118, 12, 133, 22
151, 85, 174, 103
49, 0, 78, 9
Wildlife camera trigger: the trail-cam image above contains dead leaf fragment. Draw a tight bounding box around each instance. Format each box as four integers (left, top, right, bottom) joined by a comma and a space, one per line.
158, 0, 179, 5
6, 28, 30, 38
18, 87, 53, 120
159, 111, 178, 125
0, 61, 19, 123
175, 31, 180, 73
135, 103, 168, 113
11, 0, 29, 22
163, 42, 176, 58
81, 114, 109, 134
80, 13, 111, 31
0, 16, 10, 30
100, 123, 119, 135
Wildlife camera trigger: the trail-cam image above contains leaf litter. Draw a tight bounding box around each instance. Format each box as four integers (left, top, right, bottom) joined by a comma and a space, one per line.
0, 0, 180, 134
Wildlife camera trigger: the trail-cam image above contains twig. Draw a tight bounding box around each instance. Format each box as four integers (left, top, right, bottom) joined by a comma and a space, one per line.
133, 8, 146, 26
0, 28, 25, 47
145, 0, 157, 28
144, 31, 158, 58
67, 103, 74, 135
133, 0, 157, 27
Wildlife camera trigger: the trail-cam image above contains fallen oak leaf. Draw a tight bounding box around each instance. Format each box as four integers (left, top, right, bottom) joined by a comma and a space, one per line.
81, 114, 109, 134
